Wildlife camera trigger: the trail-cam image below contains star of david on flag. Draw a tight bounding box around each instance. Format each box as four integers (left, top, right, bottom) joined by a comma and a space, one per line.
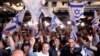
11, 15, 21, 26
3, 9, 26, 34
74, 9, 80, 15
68, 2, 86, 20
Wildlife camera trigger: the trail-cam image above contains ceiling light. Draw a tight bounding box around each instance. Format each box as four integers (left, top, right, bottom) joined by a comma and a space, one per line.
11, 4, 24, 11
91, 1, 100, 5
81, 22, 85, 27
3, 8, 7, 11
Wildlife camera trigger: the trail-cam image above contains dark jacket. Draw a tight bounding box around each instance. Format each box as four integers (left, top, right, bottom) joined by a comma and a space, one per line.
61, 45, 82, 56
49, 46, 62, 56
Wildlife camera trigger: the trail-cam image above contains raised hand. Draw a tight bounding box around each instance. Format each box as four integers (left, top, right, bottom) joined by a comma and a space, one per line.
30, 37, 36, 46
87, 35, 93, 42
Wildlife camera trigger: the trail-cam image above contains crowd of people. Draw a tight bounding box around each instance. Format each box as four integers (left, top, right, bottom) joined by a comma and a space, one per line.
0, 16, 100, 56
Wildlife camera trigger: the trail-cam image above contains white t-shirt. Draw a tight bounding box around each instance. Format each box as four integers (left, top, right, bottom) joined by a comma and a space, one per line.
36, 51, 49, 56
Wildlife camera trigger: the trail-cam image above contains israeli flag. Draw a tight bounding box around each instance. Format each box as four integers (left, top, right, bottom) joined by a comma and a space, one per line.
92, 10, 100, 28
49, 15, 58, 32
23, 0, 46, 36
42, 8, 65, 32
4, 9, 26, 34
39, 12, 44, 22
70, 31, 77, 41
68, 2, 85, 20
22, 0, 44, 24
71, 19, 78, 33
42, 8, 65, 27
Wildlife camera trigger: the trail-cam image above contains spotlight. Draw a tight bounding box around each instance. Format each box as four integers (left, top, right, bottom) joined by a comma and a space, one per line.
60, 25, 65, 29
24, 23, 27, 26
3, 8, 7, 11
27, 21, 33, 26
81, 22, 85, 27
44, 21, 50, 27
67, 21, 71, 25
33, 21, 38, 26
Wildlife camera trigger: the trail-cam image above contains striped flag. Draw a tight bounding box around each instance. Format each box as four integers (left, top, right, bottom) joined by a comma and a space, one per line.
23, 0, 46, 37
70, 20, 78, 41
68, 2, 86, 20
42, 8, 65, 27
3, 9, 26, 34
70, 31, 77, 41
68, 1, 86, 40
92, 10, 100, 28
71, 19, 78, 33
42, 8, 65, 32
22, 0, 44, 25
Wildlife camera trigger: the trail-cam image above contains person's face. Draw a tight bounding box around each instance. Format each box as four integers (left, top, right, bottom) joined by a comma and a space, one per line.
23, 45, 30, 53
54, 39, 60, 47
42, 44, 50, 53
68, 39, 75, 48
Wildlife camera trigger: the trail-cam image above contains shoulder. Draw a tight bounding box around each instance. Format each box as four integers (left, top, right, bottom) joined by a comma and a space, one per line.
36, 52, 42, 56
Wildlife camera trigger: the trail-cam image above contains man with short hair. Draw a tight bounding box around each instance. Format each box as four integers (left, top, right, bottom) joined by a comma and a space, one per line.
61, 38, 82, 56
36, 43, 50, 56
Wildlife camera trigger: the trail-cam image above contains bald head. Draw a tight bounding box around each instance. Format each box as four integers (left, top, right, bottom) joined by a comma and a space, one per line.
11, 50, 25, 56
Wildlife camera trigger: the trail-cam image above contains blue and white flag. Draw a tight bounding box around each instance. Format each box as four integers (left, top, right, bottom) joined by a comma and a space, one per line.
22, 0, 45, 25
68, 2, 85, 20
23, 0, 46, 36
4, 9, 26, 34
70, 31, 77, 41
92, 10, 100, 28
42, 8, 65, 27
42, 8, 65, 32
23, 0, 46, 34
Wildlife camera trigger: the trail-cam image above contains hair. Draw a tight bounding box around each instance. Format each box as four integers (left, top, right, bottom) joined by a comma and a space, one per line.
41, 42, 50, 47
21, 41, 31, 52
53, 38, 61, 44
66, 38, 75, 42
